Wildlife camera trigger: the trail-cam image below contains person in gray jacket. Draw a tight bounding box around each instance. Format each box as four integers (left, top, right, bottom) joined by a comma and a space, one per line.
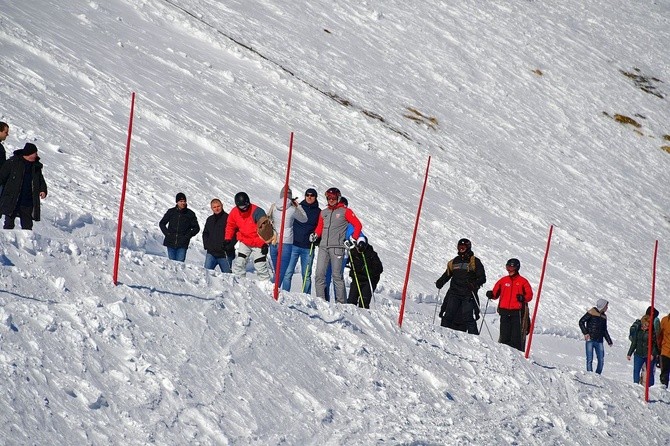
311, 187, 364, 303
268, 186, 307, 290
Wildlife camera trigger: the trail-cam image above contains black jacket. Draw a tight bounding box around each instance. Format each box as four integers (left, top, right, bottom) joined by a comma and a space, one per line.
0, 151, 48, 220
348, 244, 383, 279
159, 206, 200, 248
438, 250, 486, 297
579, 308, 613, 344
203, 211, 236, 257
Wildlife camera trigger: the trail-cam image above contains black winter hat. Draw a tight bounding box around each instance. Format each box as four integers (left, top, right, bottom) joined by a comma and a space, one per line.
22, 143, 38, 156
175, 192, 187, 202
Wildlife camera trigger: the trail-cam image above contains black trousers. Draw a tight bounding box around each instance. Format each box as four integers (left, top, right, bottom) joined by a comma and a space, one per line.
441, 294, 479, 335
4, 206, 33, 230
660, 355, 670, 388
498, 308, 525, 351
347, 274, 379, 309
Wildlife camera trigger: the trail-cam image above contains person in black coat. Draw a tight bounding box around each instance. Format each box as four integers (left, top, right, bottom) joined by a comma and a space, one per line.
202, 198, 236, 272
346, 237, 383, 309
0, 143, 48, 230
435, 238, 486, 334
579, 299, 613, 374
0, 122, 8, 168
159, 192, 200, 262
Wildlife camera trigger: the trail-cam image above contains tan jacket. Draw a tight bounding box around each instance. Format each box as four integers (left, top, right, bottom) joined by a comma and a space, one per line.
659, 314, 670, 357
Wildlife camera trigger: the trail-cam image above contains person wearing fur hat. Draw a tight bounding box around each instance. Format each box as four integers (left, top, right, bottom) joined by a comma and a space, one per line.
159, 192, 200, 262
267, 186, 307, 290
578, 299, 613, 374
0, 143, 48, 230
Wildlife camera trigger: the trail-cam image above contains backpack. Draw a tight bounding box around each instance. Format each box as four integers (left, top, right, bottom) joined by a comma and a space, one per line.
256, 215, 276, 244
446, 254, 477, 275
629, 319, 641, 342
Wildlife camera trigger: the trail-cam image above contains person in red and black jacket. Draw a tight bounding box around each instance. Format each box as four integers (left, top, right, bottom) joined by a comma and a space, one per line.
486, 258, 533, 351
224, 191, 271, 281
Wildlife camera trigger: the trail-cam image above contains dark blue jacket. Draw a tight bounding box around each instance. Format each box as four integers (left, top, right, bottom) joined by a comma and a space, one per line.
579, 308, 613, 344
159, 206, 200, 249
293, 198, 320, 249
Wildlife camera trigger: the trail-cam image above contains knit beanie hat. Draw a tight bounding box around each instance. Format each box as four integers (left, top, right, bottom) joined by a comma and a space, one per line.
596, 299, 608, 312
175, 192, 187, 202
305, 188, 317, 196
22, 143, 38, 156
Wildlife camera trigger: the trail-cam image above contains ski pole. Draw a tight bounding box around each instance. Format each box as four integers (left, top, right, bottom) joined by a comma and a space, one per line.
479, 296, 490, 335
301, 242, 315, 293
361, 251, 376, 306
433, 289, 442, 325
350, 258, 365, 307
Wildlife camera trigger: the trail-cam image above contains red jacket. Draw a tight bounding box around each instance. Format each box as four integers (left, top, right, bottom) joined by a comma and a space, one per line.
491, 273, 533, 310
225, 204, 266, 248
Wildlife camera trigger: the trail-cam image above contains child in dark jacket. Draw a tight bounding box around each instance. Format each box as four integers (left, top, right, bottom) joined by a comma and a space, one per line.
346, 237, 383, 309
578, 299, 613, 374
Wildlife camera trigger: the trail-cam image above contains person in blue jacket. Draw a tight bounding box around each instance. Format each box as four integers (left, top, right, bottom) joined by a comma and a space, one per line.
284, 188, 321, 293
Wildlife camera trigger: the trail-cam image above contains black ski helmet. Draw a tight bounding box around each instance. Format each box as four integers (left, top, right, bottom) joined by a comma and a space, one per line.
234, 191, 250, 209
325, 187, 341, 200
506, 258, 521, 270
457, 238, 471, 251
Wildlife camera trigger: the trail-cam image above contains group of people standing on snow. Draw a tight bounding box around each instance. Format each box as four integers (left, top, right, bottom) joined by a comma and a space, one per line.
434, 237, 669, 390
434, 238, 532, 351
0, 122, 48, 231
158, 186, 383, 308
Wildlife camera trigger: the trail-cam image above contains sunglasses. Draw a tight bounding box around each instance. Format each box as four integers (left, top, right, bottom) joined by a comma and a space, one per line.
326, 195, 338, 201
305, 193, 316, 197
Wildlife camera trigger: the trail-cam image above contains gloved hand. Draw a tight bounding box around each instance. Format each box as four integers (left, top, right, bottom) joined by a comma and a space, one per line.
435, 274, 448, 289
486, 290, 494, 299
223, 239, 234, 251
309, 233, 320, 243
516, 294, 525, 303
261, 244, 269, 255
343, 239, 355, 250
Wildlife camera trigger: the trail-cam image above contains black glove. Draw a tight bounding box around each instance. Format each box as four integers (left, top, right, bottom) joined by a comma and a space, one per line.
261, 244, 269, 255
486, 290, 494, 299
516, 294, 525, 303
223, 239, 234, 251
435, 274, 448, 289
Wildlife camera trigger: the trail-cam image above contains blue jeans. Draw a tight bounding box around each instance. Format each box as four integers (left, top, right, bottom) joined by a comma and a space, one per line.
204, 253, 235, 273
585, 340, 605, 374
633, 354, 656, 386
270, 244, 293, 291
167, 247, 187, 262
285, 246, 314, 293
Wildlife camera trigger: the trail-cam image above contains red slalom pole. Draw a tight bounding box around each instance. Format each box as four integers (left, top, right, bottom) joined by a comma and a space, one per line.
113, 92, 136, 285
645, 240, 658, 403
525, 224, 554, 358
398, 156, 431, 328
273, 132, 294, 300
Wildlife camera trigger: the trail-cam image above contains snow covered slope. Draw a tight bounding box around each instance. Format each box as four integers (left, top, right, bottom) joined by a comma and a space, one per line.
1, 0, 669, 444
